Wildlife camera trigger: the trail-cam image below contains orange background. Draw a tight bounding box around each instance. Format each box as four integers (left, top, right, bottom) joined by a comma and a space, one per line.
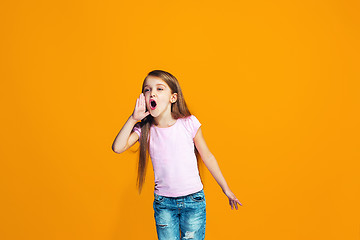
1, 0, 359, 239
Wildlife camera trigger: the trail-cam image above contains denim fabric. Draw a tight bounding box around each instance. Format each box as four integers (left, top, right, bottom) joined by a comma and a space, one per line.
153, 189, 206, 240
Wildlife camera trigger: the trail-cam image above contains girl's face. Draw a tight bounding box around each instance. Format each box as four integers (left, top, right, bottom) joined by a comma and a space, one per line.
143, 76, 177, 118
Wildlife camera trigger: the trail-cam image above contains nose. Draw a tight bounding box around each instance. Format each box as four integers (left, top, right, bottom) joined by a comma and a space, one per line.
150, 90, 156, 97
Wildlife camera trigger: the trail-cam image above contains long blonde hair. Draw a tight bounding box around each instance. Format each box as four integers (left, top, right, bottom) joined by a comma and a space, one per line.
135, 70, 203, 193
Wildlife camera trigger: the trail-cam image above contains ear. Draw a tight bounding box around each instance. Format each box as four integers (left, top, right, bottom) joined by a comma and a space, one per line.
171, 93, 178, 103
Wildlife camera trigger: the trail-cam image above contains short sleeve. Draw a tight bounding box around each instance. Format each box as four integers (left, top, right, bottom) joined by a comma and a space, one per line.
188, 115, 202, 138
132, 122, 142, 141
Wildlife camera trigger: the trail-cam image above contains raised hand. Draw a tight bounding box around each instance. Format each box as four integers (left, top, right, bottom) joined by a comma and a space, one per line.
131, 93, 150, 121
224, 189, 243, 210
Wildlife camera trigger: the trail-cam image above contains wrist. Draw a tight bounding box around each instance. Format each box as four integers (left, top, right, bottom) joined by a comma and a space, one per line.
130, 115, 138, 123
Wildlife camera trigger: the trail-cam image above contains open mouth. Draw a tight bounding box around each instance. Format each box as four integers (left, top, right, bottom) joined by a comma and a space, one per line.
149, 99, 157, 110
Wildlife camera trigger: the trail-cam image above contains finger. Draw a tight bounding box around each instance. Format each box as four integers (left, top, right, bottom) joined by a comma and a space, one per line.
234, 201, 238, 210
229, 199, 233, 210
231, 200, 236, 210
139, 93, 143, 106
231, 194, 242, 206
141, 93, 145, 106
236, 199, 242, 206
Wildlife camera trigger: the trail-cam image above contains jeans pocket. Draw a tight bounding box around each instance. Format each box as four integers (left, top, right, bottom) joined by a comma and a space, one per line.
190, 190, 205, 202
154, 193, 166, 203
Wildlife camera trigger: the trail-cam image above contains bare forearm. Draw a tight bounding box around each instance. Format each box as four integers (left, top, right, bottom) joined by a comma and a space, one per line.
202, 155, 230, 193
112, 115, 138, 153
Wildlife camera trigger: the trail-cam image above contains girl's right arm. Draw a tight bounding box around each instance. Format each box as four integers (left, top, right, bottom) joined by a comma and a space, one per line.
112, 93, 149, 154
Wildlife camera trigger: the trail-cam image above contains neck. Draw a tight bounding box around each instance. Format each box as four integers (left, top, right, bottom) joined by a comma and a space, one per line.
153, 112, 176, 128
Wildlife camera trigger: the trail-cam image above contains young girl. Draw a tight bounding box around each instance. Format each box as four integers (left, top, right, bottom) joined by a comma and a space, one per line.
112, 70, 242, 240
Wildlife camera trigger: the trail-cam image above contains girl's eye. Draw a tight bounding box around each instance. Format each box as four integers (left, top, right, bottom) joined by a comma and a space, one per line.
144, 88, 162, 92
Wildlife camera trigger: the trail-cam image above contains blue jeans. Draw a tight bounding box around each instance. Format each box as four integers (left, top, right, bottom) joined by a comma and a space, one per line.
153, 189, 206, 240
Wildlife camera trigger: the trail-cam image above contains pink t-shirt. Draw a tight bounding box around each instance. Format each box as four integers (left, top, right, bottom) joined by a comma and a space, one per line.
132, 115, 203, 197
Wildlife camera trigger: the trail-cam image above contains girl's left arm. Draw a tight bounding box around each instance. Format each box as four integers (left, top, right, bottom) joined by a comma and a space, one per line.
194, 127, 243, 210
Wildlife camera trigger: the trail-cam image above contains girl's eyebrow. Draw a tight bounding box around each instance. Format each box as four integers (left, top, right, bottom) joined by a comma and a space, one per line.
144, 84, 166, 88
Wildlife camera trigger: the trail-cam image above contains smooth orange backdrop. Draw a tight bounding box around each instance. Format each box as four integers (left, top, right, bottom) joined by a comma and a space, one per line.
1, 0, 359, 239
